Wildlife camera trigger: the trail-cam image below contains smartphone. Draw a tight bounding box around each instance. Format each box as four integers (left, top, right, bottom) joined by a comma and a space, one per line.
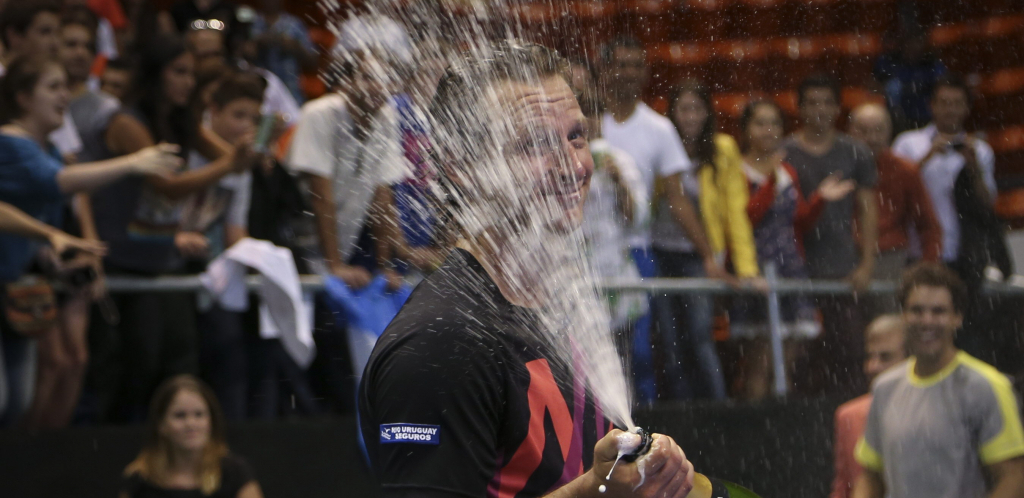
253, 114, 276, 153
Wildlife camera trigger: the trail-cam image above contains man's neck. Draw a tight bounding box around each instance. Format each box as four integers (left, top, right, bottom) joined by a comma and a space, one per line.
604, 94, 638, 123
797, 127, 837, 154
458, 235, 547, 309
934, 122, 962, 135
914, 347, 958, 378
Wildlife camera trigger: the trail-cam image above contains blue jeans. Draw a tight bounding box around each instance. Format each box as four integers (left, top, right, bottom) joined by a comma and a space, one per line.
653, 249, 726, 400
0, 326, 36, 426
629, 247, 658, 404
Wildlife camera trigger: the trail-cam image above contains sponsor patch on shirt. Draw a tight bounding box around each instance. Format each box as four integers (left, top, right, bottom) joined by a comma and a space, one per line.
380, 423, 441, 445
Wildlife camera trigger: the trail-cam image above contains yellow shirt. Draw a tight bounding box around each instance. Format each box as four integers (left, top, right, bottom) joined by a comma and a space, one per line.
698, 134, 759, 277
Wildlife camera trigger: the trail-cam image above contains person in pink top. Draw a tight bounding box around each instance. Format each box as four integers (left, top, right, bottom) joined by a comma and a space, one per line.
830, 314, 907, 498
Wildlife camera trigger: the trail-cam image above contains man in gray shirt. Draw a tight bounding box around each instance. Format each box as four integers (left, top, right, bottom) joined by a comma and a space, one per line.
783, 74, 878, 283
784, 74, 879, 395
854, 263, 1024, 498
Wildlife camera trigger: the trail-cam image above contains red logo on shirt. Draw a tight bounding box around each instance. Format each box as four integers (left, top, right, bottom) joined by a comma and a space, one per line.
491, 359, 576, 498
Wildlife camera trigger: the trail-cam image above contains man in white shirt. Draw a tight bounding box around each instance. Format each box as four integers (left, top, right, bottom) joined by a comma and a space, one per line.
891, 74, 997, 265
285, 16, 409, 289
597, 37, 728, 401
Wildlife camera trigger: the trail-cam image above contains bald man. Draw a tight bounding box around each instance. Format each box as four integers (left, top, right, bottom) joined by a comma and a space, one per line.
831, 315, 908, 498
848, 104, 942, 281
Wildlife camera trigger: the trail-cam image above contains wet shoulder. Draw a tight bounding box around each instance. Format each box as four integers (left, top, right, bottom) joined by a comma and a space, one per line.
372, 252, 516, 361
956, 353, 1014, 400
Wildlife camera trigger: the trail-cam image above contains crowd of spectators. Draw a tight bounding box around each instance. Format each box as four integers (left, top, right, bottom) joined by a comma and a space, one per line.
0, 0, 1018, 431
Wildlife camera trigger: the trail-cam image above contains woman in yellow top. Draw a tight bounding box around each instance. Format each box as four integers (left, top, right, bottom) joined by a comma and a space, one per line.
668, 80, 759, 280
647, 80, 758, 400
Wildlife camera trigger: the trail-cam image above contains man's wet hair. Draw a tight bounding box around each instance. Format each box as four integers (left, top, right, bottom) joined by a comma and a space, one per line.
898, 262, 968, 314
428, 40, 571, 162
427, 40, 572, 238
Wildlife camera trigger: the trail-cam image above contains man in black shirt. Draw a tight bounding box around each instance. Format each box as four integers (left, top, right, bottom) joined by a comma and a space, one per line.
359, 42, 695, 498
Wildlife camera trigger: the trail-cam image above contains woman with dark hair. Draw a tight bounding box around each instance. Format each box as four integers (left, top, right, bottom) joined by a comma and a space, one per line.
653, 79, 752, 400
121, 375, 263, 498
733, 99, 854, 399
0, 54, 179, 428
89, 34, 258, 423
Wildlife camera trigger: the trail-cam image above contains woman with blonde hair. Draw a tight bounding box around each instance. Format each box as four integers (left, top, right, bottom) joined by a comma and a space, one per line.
121, 375, 262, 498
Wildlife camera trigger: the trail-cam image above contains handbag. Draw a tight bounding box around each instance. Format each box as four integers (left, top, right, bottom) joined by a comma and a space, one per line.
2, 274, 58, 336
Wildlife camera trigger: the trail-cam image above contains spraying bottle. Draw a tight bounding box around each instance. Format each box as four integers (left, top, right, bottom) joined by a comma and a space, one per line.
619, 428, 761, 498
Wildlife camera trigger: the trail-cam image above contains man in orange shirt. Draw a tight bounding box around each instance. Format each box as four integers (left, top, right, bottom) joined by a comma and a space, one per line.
830, 314, 907, 498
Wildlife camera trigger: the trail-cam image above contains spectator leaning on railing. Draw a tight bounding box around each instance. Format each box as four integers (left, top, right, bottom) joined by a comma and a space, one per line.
0, 54, 180, 428
784, 74, 879, 396
88, 34, 256, 423
179, 69, 266, 420
598, 36, 723, 402
662, 78, 753, 401
734, 99, 855, 400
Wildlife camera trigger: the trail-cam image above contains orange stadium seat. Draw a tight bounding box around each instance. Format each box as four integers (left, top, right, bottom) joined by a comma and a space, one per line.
840, 86, 883, 110
765, 36, 833, 90
619, 0, 678, 43
708, 39, 770, 92
850, 0, 898, 34
682, 0, 734, 41
973, 15, 1024, 72
728, 0, 786, 39
648, 42, 715, 92
830, 32, 883, 87
929, 21, 975, 73
973, 67, 1024, 129
787, 0, 845, 36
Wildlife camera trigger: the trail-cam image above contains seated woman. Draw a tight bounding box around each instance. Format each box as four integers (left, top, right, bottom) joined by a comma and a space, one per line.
120, 375, 263, 498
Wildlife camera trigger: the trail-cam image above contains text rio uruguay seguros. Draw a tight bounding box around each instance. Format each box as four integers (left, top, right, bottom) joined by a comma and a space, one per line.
380, 423, 441, 445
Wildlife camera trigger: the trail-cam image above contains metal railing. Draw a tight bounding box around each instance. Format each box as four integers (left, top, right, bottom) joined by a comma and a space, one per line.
103, 268, 1024, 397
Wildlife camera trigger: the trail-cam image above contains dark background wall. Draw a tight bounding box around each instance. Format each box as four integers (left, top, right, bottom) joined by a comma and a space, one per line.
0, 397, 844, 498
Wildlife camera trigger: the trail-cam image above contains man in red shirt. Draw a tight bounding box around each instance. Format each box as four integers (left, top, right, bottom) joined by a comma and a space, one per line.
849, 103, 943, 280
830, 314, 907, 498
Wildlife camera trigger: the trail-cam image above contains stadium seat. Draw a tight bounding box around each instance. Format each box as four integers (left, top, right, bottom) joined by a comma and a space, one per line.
786, 0, 845, 36
708, 40, 771, 92
682, 0, 734, 41
929, 21, 975, 73
850, 0, 897, 33
830, 32, 883, 87
973, 15, 1024, 72
648, 42, 715, 91
972, 67, 1024, 129
728, 0, 786, 39
765, 36, 833, 90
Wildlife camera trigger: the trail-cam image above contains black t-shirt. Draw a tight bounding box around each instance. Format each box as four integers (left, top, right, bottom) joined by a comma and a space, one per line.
121, 454, 255, 498
359, 249, 613, 498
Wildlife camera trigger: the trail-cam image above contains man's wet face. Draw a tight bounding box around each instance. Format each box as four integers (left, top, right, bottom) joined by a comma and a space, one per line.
484, 76, 594, 233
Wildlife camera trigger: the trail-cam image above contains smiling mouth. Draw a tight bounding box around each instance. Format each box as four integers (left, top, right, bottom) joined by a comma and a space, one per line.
545, 180, 585, 205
